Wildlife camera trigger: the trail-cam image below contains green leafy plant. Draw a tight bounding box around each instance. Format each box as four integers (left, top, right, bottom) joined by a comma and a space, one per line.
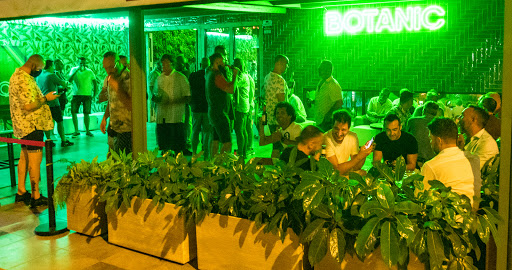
99, 150, 214, 215
176, 153, 266, 228
287, 156, 500, 269
56, 150, 501, 269
481, 154, 499, 208
54, 151, 131, 208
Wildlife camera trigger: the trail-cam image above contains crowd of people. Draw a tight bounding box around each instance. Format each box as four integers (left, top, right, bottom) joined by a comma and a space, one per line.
8, 50, 502, 208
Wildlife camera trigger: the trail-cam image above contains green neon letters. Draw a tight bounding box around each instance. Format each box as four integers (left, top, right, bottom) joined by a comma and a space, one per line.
325, 5, 445, 35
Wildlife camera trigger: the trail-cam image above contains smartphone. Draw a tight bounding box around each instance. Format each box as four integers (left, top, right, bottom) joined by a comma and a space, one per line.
365, 137, 375, 149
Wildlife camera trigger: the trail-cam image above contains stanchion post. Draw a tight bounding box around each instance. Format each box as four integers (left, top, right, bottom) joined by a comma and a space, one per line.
34, 139, 67, 236
7, 132, 15, 187
46, 139, 56, 228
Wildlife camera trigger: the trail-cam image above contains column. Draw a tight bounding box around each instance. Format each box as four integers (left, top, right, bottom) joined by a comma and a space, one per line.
129, 8, 147, 155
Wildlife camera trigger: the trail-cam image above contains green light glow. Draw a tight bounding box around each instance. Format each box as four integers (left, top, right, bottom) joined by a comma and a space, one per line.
325, 5, 445, 35
25, 17, 128, 26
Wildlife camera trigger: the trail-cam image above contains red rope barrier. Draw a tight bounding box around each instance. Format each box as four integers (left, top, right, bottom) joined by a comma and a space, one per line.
0, 136, 46, 147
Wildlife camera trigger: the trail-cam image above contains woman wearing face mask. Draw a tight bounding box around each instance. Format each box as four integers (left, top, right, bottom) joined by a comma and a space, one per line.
9, 54, 61, 208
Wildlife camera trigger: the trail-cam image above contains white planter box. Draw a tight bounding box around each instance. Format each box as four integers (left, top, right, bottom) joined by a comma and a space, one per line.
66, 185, 107, 237
107, 197, 196, 264
196, 214, 304, 270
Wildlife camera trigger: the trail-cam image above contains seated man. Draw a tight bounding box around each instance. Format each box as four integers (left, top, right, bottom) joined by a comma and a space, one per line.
373, 113, 418, 171
388, 88, 414, 130
288, 89, 307, 123
458, 105, 499, 169
413, 89, 441, 117
259, 102, 302, 158
406, 101, 439, 166
324, 110, 374, 174
280, 125, 324, 171
365, 88, 392, 124
422, 118, 475, 205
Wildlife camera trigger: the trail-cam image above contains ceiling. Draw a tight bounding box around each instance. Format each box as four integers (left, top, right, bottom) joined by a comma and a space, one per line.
54, 0, 420, 22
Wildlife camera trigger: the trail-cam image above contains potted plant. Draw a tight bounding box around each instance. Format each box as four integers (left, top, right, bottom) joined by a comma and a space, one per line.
103, 150, 210, 264
54, 152, 131, 236
56, 149, 501, 269
179, 153, 305, 269
292, 156, 500, 269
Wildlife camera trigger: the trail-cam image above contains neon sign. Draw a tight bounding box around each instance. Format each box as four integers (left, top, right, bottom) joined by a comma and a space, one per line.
325, 5, 445, 35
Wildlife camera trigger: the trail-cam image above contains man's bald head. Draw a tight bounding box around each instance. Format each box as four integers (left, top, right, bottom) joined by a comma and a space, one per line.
487, 92, 501, 114
22, 54, 45, 77
24, 54, 45, 68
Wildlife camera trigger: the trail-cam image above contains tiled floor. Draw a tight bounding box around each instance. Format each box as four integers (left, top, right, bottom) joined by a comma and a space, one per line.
0, 202, 197, 269
0, 123, 374, 270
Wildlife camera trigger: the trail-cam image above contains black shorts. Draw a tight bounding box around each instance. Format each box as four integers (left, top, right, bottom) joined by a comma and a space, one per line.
71, 95, 92, 114
21, 130, 44, 151
156, 123, 186, 153
210, 113, 231, 144
114, 132, 132, 154
49, 106, 63, 122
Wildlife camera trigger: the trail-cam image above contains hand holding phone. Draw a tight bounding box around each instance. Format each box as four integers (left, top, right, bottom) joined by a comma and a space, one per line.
365, 137, 375, 150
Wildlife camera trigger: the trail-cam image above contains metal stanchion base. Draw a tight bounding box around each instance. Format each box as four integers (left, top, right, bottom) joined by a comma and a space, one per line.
34, 222, 68, 236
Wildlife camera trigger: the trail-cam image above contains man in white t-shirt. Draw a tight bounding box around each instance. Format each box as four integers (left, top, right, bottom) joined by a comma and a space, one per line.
325, 110, 374, 174
258, 102, 302, 158
152, 54, 191, 154
69, 57, 98, 137
365, 88, 392, 124
422, 117, 476, 206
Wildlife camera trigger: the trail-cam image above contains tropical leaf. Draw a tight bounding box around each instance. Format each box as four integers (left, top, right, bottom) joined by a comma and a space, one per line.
395, 214, 414, 240
359, 201, 388, 219
308, 228, 328, 266
380, 221, 399, 267
394, 156, 406, 182
329, 228, 346, 263
301, 218, 326, 242
355, 216, 382, 259
303, 186, 325, 211
376, 183, 395, 209
395, 201, 422, 215
427, 230, 446, 268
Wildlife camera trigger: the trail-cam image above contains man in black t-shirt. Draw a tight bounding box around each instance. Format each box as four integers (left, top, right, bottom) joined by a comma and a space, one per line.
373, 113, 418, 170
206, 53, 239, 158
190, 57, 211, 159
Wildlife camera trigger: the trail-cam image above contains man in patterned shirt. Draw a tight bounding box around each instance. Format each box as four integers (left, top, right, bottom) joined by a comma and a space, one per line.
100, 51, 132, 154
263, 55, 289, 132
388, 88, 414, 130
10, 54, 60, 207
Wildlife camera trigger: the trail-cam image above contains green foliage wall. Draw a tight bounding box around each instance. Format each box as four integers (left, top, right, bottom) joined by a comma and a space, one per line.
0, 19, 128, 116
151, 30, 196, 64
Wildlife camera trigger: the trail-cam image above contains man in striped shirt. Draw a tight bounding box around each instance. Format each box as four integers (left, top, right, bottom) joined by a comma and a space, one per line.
314, 60, 343, 131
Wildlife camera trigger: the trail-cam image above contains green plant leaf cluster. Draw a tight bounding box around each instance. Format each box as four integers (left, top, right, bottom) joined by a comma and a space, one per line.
55, 151, 501, 269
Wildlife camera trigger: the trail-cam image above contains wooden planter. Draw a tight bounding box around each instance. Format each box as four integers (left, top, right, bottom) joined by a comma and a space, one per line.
196, 214, 304, 270
66, 185, 107, 237
107, 197, 196, 264
316, 245, 424, 270
196, 214, 425, 270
